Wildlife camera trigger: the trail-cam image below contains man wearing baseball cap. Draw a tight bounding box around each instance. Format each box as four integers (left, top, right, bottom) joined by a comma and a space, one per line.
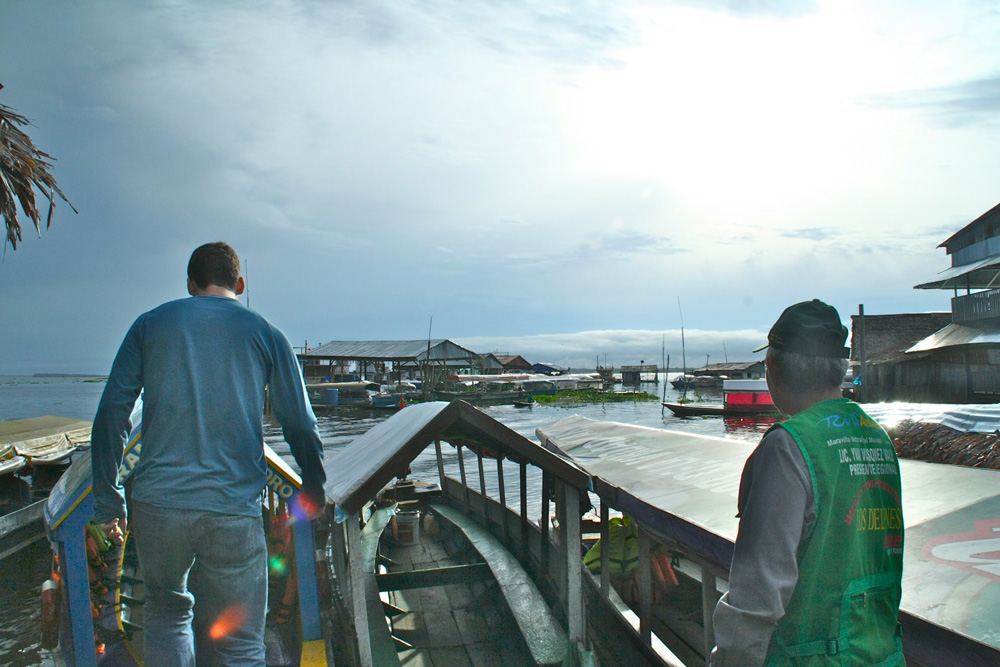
710, 300, 905, 666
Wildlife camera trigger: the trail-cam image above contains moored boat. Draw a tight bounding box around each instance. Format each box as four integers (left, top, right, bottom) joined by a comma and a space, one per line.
305, 381, 379, 407
43, 400, 662, 666
44, 397, 1000, 666
664, 379, 779, 418
0, 443, 27, 478
0, 415, 91, 467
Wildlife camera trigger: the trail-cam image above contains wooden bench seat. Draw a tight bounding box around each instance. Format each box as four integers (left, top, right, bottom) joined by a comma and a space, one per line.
428, 501, 570, 666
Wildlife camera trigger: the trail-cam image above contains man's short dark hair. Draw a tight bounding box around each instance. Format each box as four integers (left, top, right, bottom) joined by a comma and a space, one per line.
188, 242, 240, 291
768, 347, 848, 395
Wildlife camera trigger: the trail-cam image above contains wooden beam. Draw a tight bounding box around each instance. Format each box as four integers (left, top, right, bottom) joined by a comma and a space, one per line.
563, 483, 584, 646
376, 563, 492, 591
639, 526, 652, 646
600, 501, 610, 597
701, 567, 717, 660
347, 516, 372, 667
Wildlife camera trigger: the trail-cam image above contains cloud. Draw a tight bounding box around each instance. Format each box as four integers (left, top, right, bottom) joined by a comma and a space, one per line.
866, 74, 1000, 128
673, 0, 817, 18
0, 1, 990, 378
779, 227, 833, 241
455, 328, 768, 370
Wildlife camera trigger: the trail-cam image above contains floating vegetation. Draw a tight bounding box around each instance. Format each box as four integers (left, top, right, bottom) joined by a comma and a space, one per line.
888, 420, 1000, 470
534, 390, 659, 406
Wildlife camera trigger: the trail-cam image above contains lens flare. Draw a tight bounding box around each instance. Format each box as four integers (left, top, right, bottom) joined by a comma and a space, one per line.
209, 605, 248, 640
292, 494, 318, 521
269, 555, 287, 575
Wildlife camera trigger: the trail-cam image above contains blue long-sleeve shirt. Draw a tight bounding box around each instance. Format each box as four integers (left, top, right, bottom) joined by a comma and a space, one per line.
91, 295, 325, 522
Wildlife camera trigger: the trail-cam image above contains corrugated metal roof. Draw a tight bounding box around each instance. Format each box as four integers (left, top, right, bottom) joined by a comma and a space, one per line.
906, 322, 1000, 353
538, 415, 1000, 658
696, 362, 764, 373
303, 339, 476, 361
495, 355, 533, 368
937, 201, 1000, 249
914, 254, 1000, 290
861, 401, 1000, 434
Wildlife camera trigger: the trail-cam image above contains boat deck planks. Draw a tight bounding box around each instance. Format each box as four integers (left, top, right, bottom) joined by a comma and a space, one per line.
428, 501, 570, 666
383, 518, 532, 666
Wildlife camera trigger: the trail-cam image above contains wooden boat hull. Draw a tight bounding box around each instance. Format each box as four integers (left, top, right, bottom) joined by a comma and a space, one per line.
663, 402, 778, 417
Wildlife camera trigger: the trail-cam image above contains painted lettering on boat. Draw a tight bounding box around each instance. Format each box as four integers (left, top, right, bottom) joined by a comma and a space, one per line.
118, 442, 142, 482
266, 468, 296, 499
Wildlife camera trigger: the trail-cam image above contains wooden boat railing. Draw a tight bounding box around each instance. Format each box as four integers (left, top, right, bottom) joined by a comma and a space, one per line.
320, 400, 595, 666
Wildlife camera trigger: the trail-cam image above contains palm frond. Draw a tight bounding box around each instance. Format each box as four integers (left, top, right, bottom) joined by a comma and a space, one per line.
0, 96, 76, 251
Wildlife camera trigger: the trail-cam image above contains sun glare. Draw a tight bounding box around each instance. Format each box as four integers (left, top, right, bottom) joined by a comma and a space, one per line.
563, 6, 901, 225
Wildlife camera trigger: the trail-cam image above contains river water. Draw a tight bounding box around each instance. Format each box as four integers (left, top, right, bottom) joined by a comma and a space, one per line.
0, 374, 765, 667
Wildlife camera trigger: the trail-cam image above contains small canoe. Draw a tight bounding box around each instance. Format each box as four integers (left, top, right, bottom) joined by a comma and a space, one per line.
663, 402, 779, 418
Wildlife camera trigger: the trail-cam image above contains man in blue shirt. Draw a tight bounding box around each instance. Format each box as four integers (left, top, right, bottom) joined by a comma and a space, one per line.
91, 242, 326, 667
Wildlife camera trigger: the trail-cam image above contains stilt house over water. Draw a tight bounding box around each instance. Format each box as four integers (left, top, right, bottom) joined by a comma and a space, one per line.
298, 340, 479, 385
849, 312, 952, 403
494, 354, 534, 372
907, 201, 1000, 402
690, 361, 764, 380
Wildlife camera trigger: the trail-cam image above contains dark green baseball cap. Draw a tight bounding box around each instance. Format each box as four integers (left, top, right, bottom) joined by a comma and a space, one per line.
753, 299, 850, 359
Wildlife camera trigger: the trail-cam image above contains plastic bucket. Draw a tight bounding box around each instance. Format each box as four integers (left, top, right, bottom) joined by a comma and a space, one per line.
392, 510, 421, 546
325, 388, 339, 406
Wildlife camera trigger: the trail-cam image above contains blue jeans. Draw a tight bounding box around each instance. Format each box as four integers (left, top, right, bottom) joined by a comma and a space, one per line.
131, 500, 267, 667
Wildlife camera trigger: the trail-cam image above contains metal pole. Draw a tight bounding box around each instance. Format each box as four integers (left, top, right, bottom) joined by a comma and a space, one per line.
858, 304, 867, 402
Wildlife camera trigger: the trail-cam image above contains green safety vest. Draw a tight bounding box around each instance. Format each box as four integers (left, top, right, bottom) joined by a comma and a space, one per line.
765, 398, 905, 667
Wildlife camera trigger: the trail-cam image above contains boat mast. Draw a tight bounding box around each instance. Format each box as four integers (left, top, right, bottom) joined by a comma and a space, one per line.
661, 331, 669, 413
678, 297, 687, 402
424, 316, 433, 401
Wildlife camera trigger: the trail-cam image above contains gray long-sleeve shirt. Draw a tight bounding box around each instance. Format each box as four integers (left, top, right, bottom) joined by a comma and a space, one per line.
710, 427, 815, 667
91, 295, 326, 523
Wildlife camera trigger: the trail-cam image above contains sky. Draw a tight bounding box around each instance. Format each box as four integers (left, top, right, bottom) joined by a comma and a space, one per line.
2, 0, 1000, 375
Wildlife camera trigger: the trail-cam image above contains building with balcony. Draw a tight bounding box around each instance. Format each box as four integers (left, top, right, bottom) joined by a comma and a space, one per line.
908, 201, 1000, 402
